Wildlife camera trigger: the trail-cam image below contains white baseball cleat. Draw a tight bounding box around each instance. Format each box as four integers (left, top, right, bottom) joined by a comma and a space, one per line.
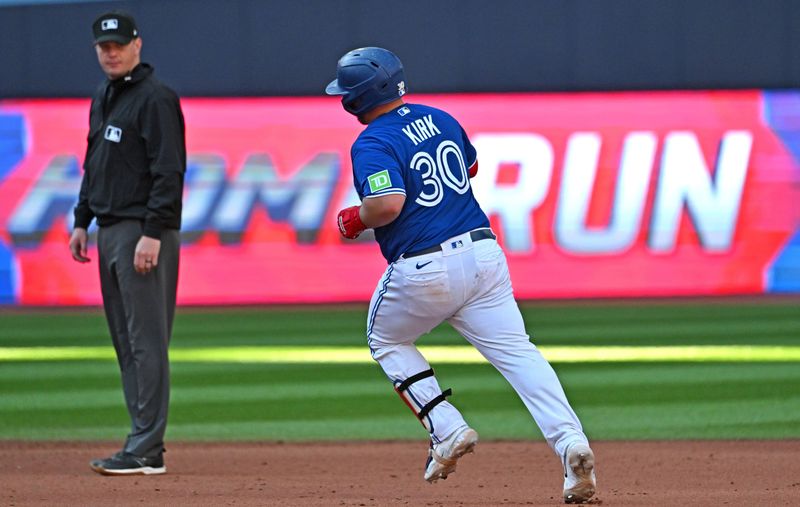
562, 442, 596, 504
423, 426, 479, 483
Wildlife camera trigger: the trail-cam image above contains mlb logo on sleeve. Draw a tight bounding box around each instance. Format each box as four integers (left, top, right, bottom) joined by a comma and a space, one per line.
368, 170, 391, 193
104, 125, 122, 143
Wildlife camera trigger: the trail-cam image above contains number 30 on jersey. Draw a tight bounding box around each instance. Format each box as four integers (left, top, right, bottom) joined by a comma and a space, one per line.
411, 140, 471, 207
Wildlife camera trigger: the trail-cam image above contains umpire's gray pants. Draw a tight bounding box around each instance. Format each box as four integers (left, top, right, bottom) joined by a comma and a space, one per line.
98, 220, 180, 458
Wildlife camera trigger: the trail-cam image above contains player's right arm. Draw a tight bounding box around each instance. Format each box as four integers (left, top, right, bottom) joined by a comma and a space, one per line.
460, 125, 479, 178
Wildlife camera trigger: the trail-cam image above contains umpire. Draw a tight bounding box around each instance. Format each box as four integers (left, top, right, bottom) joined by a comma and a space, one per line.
69, 11, 185, 476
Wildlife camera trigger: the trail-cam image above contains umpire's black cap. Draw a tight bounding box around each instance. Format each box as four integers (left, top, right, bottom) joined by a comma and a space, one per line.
92, 11, 139, 44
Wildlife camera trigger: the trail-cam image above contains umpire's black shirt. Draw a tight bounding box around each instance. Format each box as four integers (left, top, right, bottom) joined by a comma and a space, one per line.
74, 63, 186, 239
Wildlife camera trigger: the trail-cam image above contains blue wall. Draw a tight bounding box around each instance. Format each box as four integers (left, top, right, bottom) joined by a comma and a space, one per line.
1, 0, 799, 98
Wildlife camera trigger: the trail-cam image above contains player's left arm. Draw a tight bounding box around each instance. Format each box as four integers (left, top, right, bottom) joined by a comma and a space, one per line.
339, 138, 407, 239
360, 194, 405, 228
337, 194, 405, 239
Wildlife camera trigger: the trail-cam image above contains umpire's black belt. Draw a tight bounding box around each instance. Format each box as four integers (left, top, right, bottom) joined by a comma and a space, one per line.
404, 228, 496, 259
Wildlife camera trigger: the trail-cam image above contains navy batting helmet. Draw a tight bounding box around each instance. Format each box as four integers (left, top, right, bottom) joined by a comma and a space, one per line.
325, 47, 406, 116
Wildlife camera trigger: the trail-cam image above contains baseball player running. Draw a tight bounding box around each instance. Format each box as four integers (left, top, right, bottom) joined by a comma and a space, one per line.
326, 47, 597, 503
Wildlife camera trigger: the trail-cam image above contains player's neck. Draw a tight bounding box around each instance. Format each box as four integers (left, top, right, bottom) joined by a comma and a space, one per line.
359, 100, 405, 125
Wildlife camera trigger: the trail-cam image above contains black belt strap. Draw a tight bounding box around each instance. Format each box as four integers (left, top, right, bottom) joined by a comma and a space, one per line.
404, 228, 496, 259
469, 228, 496, 242
418, 388, 452, 420
395, 368, 435, 392
403, 244, 441, 259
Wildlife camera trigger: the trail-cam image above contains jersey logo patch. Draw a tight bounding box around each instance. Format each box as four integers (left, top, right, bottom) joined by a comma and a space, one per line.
368, 170, 391, 193
104, 125, 122, 143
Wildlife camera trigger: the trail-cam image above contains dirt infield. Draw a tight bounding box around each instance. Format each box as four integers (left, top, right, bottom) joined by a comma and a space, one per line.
2, 440, 798, 506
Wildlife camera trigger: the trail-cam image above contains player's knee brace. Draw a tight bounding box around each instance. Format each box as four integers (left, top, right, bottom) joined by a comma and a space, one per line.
393, 368, 452, 432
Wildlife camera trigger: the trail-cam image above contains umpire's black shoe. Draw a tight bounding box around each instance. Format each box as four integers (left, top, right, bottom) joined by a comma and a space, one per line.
90, 451, 166, 476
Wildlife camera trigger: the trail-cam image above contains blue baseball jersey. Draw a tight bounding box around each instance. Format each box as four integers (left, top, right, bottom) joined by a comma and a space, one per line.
351, 103, 490, 262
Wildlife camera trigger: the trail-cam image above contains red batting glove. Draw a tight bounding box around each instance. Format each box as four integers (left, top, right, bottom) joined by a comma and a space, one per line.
468, 160, 478, 178
337, 205, 367, 239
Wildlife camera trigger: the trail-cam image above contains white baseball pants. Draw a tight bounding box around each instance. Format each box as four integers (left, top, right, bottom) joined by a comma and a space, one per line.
366, 228, 589, 458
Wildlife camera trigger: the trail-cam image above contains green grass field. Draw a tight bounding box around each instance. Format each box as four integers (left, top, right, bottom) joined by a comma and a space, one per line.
1, 298, 798, 442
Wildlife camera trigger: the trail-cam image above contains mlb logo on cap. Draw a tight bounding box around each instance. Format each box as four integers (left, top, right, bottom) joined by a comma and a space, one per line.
101, 19, 119, 31
92, 11, 139, 44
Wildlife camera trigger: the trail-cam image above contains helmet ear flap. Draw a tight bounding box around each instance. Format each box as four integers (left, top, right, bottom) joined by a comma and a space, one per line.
342, 95, 364, 115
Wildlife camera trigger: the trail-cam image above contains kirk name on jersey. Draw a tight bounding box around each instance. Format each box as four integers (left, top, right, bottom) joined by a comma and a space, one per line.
402, 113, 442, 146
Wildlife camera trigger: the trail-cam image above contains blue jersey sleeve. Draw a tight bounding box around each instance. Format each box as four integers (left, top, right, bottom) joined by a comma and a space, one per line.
461, 126, 477, 167
351, 136, 406, 200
